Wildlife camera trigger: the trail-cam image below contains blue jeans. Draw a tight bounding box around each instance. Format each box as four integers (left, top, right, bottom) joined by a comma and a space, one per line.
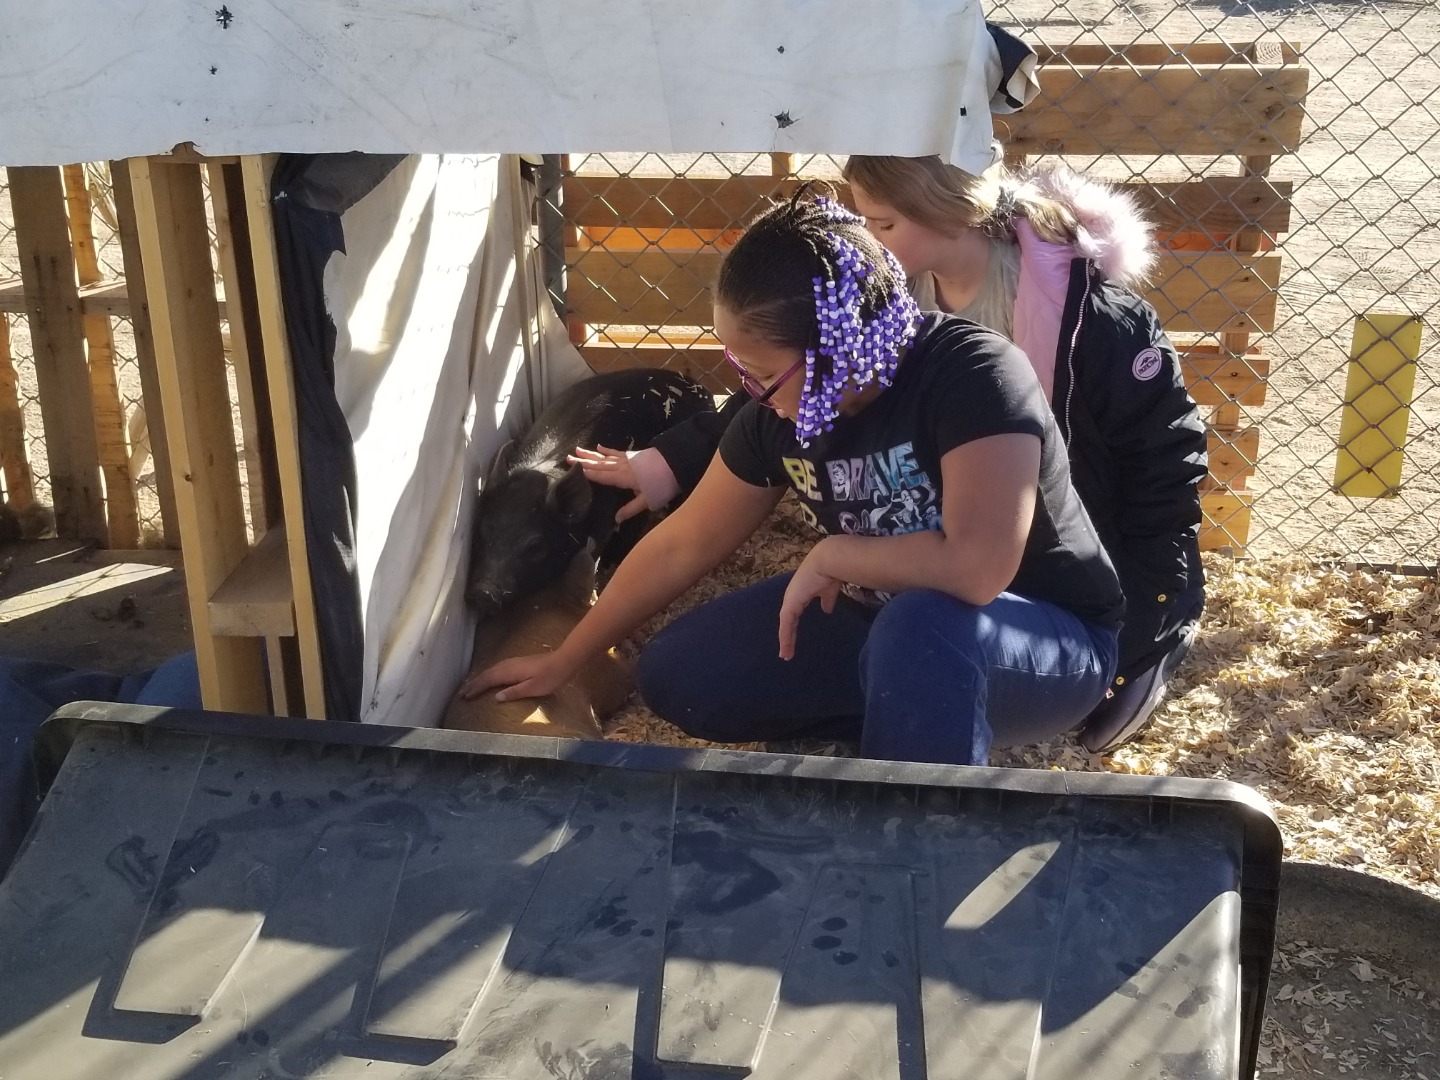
637, 574, 1118, 766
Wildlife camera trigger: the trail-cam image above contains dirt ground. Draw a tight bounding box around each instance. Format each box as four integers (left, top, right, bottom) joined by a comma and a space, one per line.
0, 539, 191, 673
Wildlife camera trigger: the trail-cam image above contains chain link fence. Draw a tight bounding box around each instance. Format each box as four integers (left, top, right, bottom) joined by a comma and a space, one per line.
0, 164, 170, 546
0, 160, 262, 550
550, 0, 1439, 572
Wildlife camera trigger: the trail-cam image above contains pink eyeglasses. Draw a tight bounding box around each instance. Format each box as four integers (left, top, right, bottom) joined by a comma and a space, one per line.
724, 348, 805, 410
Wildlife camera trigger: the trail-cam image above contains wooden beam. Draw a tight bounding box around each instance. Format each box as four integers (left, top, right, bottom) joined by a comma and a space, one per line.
1206, 424, 1261, 489
0, 315, 36, 510
111, 160, 180, 546
63, 164, 139, 549
1180, 347, 1270, 408
8, 166, 106, 541
580, 342, 734, 395
208, 524, 294, 637
566, 247, 1282, 337
127, 156, 267, 713
1033, 40, 1301, 68
241, 154, 327, 720
1003, 61, 1309, 157
209, 160, 282, 531
562, 175, 1293, 238
1200, 487, 1254, 552
0, 278, 229, 319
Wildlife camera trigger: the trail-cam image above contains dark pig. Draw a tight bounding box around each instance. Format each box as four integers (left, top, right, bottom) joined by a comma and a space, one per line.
465, 368, 714, 615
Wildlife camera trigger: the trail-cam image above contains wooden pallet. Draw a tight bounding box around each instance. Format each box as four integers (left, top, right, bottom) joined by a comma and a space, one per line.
559, 39, 1311, 553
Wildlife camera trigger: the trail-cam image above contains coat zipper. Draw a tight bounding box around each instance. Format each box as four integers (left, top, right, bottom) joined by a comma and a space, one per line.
1061, 265, 1092, 448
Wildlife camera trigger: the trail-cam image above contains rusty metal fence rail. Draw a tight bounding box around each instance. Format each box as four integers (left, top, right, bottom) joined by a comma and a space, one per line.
546, 0, 1440, 571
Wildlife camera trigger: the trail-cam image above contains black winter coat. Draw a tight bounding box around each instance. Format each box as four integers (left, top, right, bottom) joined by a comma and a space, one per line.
1052, 261, 1208, 683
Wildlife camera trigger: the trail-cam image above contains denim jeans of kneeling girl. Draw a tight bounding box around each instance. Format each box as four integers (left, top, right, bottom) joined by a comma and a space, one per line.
636, 572, 1119, 766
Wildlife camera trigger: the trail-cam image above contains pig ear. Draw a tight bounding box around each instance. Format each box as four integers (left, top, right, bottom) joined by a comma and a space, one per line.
547, 463, 592, 525
486, 439, 516, 488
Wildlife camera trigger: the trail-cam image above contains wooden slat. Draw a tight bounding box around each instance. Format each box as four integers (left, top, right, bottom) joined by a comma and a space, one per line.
208, 524, 294, 638
0, 278, 225, 318
1181, 347, 1270, 407
566, 247, 1281, 337
128, 156, 267, 714
1200, 487, 1254, 551
582, 339, 1263, 483
241, 154, 327, 720
1129, 177, 1292, 238
111, 159, 179, 546
1034, 40, 1300, 68
1205, 425, 1261, 488
583, 340, 1273, 407
209, 160, 282, 532
64, 163, 139, 549
0, 315, 36, 509
564, 175, 1293, 238
9, 166, 107, 541
1219, 47, 1284, 424
567, 246, 721, 328
1005, 62, 1309, 157
1142, 251, 1283, 336
581, 343, 733, 394
564, 175, 801, 232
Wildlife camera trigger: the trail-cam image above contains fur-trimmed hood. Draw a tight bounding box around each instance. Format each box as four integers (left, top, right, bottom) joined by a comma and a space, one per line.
1006, 165, 1156, 288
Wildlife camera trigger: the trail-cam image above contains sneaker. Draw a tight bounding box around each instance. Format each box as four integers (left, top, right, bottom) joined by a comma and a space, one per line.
1077, 659, 1169, 754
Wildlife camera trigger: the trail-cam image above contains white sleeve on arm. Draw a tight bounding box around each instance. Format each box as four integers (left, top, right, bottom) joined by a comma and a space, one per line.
626, 447, 682, 510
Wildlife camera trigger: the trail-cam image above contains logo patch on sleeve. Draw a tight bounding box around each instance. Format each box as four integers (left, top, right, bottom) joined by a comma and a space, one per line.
1132, 347, 1163, 381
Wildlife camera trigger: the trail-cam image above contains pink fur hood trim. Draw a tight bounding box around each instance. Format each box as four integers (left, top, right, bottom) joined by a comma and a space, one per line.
1009, 167, 1156, 399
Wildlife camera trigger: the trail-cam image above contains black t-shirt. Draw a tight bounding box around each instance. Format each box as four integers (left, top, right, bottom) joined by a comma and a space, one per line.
719, 314, 1124, 629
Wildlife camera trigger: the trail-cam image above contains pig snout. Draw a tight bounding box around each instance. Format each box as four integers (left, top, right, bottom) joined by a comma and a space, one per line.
465, 579, 508, 617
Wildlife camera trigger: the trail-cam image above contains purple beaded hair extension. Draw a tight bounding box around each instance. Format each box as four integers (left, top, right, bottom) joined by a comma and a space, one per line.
795, 198, 920, 445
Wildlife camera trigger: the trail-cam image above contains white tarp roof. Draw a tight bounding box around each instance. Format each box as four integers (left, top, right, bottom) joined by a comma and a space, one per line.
0, 0, 998, 171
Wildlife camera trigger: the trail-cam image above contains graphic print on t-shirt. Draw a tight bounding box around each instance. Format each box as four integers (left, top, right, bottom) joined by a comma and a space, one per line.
782, 441, 940, 605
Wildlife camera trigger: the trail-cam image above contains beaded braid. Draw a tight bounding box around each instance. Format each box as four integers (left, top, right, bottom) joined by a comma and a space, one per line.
717, 189, 920, 446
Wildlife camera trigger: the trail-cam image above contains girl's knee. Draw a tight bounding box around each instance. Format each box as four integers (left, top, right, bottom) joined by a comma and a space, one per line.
869, 590, 983, 655
636, 625, 726, 739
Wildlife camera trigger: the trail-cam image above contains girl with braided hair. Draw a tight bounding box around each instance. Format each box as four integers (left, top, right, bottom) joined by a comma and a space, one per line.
464, 191, 1123, 766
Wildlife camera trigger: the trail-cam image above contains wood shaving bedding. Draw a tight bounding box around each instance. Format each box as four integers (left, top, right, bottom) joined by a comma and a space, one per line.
606, 499, 1440, 898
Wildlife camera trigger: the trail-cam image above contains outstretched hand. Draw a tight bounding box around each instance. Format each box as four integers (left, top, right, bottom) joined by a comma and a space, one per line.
567, 445, 651, 523
778, 548, 844, 661
459, 651, 574, 702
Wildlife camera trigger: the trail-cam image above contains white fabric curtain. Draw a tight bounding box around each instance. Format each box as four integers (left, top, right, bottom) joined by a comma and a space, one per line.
0, 0, 996, 173
325, 154, 588, 726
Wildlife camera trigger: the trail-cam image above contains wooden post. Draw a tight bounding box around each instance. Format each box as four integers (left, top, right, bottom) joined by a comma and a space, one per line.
240, 154, 328, 719
111, 160, 180, 546
127, 156, 268, 713
8, 165, 106, 541
208, 160, 282, 532
560, 155, 590, 347
0, 315, 37, 510
63, 163, 140, 549
769, 153, 795, 177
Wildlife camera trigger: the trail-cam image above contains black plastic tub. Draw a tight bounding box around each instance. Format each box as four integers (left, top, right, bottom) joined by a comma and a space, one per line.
0, 702, 1283, 1079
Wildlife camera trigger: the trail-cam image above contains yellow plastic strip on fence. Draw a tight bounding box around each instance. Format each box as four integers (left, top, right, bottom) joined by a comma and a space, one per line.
1333, 314, 1423, 498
